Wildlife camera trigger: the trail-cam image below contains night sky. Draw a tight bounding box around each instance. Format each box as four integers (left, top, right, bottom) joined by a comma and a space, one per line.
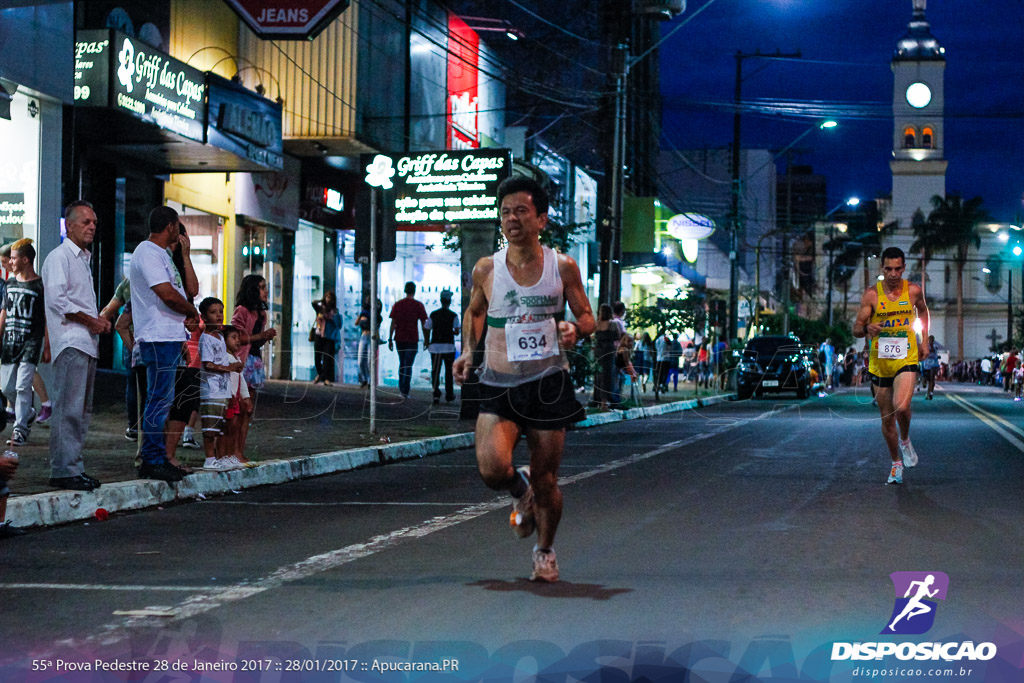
658, 0, 1024, 221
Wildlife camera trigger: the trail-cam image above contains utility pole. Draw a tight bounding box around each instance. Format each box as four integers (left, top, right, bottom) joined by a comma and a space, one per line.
604, 43, 628, 306
729, 49, 801, 342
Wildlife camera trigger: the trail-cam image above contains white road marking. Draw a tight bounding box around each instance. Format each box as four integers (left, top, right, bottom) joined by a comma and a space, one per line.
947, 393, 1024, 453
0, 583, 216, 592
47, 405, 792, 651
206, 501, 482, 507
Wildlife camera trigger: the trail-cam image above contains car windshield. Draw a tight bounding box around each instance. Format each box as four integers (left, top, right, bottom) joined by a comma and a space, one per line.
744, 337, 802, 361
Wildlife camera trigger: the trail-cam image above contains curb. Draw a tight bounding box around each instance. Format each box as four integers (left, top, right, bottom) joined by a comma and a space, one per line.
6, 396, 730, 530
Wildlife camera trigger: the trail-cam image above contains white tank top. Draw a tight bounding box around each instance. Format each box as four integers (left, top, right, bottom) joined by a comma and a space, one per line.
478, 246, 568, 387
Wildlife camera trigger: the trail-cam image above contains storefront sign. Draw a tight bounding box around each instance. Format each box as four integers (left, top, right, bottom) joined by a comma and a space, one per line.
223, 0, 351, 40
237, 155, 300, 232
73, 29, 207, 143
0, 193, 26, 229
73, 30, 110, 107
207, 73, 283, 170
447, 14, 480, 149
368, 149, 511, 225
667, 213, 715, 240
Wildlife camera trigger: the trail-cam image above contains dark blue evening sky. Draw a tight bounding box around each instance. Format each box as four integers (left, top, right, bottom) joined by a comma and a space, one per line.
658, 1, 1024, 221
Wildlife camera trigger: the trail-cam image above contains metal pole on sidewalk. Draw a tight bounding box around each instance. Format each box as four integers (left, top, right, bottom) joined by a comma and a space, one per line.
369, 187, 378, 435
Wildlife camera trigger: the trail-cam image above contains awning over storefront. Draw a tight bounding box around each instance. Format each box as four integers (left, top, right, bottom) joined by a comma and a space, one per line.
622, 250, 705, 287
73, 29, 283, 173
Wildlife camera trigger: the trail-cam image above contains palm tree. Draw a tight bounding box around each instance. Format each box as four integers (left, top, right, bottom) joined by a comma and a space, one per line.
908, 208, 937, 298
925, 194, 991, 360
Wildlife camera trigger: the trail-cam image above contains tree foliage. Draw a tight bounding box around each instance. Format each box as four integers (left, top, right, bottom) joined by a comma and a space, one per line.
628, 287, 707, 338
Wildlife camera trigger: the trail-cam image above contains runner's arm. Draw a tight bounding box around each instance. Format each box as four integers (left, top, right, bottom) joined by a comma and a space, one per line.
558, 254, 595, 347
460, 257, 491, 355
852, 288, 878, 338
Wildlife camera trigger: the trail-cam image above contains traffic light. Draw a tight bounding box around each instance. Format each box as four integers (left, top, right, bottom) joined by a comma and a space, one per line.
354, 185, 396, 263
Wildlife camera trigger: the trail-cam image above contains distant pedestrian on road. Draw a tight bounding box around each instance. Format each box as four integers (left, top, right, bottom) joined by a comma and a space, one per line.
453, 176, 595, 583
312, 289, 340, 386
1, 239, 48, 447
41, 200, 111, 492
853, 246, 929, 485
425, 289, 460, 404
920, 335, 942, 400
129, 206, 200, 483
388, 281, 427, 399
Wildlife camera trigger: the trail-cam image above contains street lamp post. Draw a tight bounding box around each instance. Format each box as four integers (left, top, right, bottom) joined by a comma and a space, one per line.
823, 197, 859, 326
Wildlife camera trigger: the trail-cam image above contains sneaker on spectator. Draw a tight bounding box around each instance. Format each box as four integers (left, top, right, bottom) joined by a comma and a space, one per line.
6, 428, 28, 447
125, 427, 139, 441
181, 434, 201, 450
203, 457, 239, 471
35, 404, 52, 425
138, 461, 184, 483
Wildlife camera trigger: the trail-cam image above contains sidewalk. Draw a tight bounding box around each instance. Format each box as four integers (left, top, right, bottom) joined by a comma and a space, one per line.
4, 373, 732, 529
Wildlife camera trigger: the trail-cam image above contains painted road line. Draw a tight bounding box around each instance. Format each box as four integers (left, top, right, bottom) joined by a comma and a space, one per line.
0, 583, 216, 592
50, 404, 794, 653
205, 501, 484, 507
947, 393, 1024, 453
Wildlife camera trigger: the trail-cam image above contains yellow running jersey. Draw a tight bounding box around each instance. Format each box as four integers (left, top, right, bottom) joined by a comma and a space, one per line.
868, 280, 919, 377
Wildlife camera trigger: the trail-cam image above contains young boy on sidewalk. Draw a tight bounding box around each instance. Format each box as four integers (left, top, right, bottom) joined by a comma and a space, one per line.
0, 239, 48, 447
198, 298, 244, 471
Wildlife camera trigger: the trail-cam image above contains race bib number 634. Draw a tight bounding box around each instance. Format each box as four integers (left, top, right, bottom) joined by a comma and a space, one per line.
505, 319, 559, 362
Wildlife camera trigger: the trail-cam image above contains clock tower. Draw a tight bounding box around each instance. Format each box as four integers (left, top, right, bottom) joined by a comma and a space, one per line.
890, 0, 947, 229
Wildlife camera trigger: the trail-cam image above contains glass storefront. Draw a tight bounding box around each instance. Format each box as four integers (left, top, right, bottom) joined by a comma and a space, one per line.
0, 91, 41, 249
291, 219, 329, 381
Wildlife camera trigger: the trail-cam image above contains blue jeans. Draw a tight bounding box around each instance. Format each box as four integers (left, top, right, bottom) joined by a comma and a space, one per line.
357, 333, 371, 384
138, 341, 182, 465
396, 342, 418, 396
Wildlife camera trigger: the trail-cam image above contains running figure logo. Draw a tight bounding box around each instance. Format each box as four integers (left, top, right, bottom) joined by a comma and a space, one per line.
881, 571, 949, 635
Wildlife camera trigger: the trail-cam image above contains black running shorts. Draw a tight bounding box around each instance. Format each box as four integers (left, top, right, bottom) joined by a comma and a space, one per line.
168, 367, 201, 422
479, 370, 585, 431
870, 364, 919, 388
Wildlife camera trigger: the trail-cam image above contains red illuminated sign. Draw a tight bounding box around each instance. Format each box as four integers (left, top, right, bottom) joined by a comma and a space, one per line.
447, 14, 480, 150
223, 0, 351, 40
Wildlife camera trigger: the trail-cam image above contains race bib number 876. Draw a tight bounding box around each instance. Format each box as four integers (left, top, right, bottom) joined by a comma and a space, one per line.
878, 337, 908, 360
506, 319, 559, 362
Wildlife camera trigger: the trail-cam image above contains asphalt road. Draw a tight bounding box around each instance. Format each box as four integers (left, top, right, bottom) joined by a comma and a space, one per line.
1, 384, 1021, 682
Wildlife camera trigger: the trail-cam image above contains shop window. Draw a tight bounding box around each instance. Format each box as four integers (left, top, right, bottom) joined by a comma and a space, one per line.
903, 126, 916, 148
922, 127, 933, 149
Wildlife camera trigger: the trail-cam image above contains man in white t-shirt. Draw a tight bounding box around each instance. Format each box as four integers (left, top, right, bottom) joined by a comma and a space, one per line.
129, 206, 200, 483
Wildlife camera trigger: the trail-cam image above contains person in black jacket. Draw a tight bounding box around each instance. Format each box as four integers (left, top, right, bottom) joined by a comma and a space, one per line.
425, 289, 460, 403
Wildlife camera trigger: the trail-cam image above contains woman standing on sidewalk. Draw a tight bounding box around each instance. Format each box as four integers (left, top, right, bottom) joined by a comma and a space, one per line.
231, 275, 277, 462
312, 290, 341, 385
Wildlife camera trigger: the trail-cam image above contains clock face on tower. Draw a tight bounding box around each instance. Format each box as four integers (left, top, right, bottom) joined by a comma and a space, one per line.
906, 82, 932, 109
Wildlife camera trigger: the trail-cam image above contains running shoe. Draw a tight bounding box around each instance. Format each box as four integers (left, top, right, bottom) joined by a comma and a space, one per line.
35, 404, 52, 425
509, 466, 536, 538
887, 462, 904, 485
125, 427, 139, 441
181, 434, 201, 450
899, 440, 919, 468
530, 546, 559, 582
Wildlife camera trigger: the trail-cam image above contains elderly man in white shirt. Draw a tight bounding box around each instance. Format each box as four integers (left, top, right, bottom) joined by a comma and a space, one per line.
41, 201, 112, 492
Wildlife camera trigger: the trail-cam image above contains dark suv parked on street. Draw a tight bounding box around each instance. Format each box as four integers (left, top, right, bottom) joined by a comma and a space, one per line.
736, 335, 812, 400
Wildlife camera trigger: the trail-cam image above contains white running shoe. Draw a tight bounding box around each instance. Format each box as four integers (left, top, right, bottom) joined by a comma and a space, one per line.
530, 546, 559, 582
887, 462, 904, 485
509, 466, 535, 538
899, 440, 919, 468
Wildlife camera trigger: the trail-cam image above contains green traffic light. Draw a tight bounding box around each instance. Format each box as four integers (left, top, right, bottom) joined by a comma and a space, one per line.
1014, 245, 1022, 257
